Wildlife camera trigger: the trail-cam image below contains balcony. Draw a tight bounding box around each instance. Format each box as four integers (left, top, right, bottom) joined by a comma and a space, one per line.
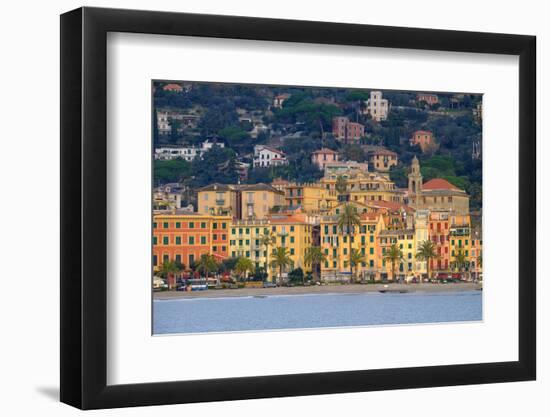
215, 199, 225, 205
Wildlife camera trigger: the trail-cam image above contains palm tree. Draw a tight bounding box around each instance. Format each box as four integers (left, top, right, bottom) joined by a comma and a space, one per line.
337, 204, 362, 278
158, 260, 182, 290
452, 249, 468, 281
335, 175, 347, 195
416, 240, 440, 281
259, 230, 276, 281
384, 243, 404, 282
349, 249, 366, 283
304, 246, 327, 283
235, 257, 254, 282
195, 253, 218, 279
270, 247, 293, 286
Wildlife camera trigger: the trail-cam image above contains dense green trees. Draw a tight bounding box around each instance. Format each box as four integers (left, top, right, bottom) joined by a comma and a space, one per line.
152, 81, 482, 211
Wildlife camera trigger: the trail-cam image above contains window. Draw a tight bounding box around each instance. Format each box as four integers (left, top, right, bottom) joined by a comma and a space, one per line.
213, 234, 218, 240
201, 222, 206, 229
290, 236, 295, 243
175, 254, 182, 263
163, 222, 169, 229
369, 260, 374, 268
324, 225, 329, 235
189, 222, 194, 229
370, 235, 374, 243
175, 236, 181, 245
162, 236, 169, 245
290, 226, 295, 232
153, 236, 158, 245
188, 236, 195, 245
153, 222, 157, 229
213, 222, 218, 229
213, 246, 217, 252
370, 247, 374, 255
290, 248, 295, 255
222, 223, 227, 229
200, 236, 206, 245
153, 255, 157, 266
222, 234, 227, 240
175, 222, 181, 229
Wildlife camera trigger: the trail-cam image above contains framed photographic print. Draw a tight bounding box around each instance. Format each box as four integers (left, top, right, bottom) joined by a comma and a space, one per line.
60, 6, 536, 410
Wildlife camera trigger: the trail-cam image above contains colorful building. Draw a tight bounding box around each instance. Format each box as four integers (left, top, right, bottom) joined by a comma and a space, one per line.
197, 183, 240, 217
367, 148, 399, 172
410, 130, 435, 152
311, 148, 340, 170
320, 212, 384, 281
152, 213, 231, 271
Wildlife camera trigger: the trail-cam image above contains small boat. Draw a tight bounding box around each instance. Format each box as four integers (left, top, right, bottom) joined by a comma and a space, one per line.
379, 289, 411, 294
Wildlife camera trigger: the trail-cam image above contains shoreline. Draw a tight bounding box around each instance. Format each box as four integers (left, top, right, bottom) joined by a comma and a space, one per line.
153, 282, 482, 300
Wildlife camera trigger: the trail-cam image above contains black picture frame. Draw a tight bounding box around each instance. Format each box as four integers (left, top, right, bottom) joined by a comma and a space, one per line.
60, 6, 536, 410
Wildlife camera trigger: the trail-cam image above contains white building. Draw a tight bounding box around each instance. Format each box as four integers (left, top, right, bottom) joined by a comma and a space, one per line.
253, 145, 288, 168
154, 140, 224, 161
154, 146, 200, 161
364, 91, 390, 122
156, 110, 200, 135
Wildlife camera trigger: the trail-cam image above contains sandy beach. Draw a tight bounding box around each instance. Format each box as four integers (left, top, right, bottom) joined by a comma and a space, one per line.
153, 282, 482, 300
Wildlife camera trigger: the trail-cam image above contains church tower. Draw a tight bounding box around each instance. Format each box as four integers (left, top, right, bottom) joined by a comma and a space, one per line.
408, 155, 422, 206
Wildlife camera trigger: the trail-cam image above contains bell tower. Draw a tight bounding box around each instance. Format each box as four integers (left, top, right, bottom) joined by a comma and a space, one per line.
408, 156, 422, 206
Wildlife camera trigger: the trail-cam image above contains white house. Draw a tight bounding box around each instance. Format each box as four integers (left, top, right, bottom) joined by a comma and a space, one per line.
364, 91, 390, 122
154, 140, 224, 161
253, 145, 288, 168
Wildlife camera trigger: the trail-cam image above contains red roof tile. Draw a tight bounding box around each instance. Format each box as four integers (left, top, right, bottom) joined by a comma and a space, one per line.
422, 178, 460, 190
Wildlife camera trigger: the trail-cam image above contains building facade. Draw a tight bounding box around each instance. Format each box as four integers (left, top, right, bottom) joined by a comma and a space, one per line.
365, 91, 390, 121
253, 145, 288, 168
367, 149, 399, 172
311, 148, 340, 170
410, 130, 435, 152
153, 214, 231, 271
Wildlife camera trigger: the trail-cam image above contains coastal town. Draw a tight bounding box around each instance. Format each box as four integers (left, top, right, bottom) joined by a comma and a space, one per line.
152, 83, 483, 291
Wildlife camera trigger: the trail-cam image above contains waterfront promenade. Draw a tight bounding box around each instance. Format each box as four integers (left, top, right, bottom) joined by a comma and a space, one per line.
154, 282, 482, 300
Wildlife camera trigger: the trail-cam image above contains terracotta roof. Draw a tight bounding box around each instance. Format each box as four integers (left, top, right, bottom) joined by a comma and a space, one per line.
312, 148, 339, 155
197, 183, 236, 192
413, 130, 432, 135
368, 148, 398, 156
163, 83, 183, 91
268, 214, 308, 224
422, 178, 461, 191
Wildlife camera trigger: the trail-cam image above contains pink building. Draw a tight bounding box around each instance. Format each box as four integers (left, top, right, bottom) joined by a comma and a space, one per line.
311, 148, 340, 170
332, 117, 365, 143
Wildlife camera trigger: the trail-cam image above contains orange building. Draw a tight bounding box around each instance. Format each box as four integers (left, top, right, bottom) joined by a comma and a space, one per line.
416, 93, 438, 105
410, 130, 435, 152
162, 83, 184, 92
153, 213, 231, 271
428, 211, 450, 274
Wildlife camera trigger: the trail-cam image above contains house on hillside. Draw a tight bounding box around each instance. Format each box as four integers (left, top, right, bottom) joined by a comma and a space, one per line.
253, 145, 288, 168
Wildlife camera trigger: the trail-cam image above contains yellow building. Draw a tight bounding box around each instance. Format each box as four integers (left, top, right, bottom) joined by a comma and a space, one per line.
197, 183, 284, 220
367, 149, 399, 172
197, 183, 240, 217
378, 228, 416, 281
321, 169, 405, 204
268, 214, 314, 279
229, 219, 271, 270
229, 214, 313, 282
285, 182, 337, 213
239, 183, 285, 220
449, 214, 472, 278
320, 212, 384, 281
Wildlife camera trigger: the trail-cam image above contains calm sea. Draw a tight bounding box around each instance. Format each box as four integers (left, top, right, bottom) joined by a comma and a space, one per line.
153, 291, 482, 335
